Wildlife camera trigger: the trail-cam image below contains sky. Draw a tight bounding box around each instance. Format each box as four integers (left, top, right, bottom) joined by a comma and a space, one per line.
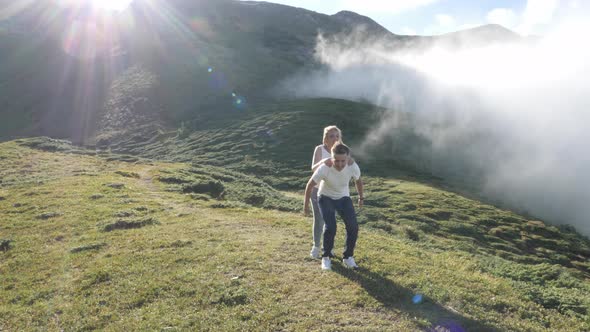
245, 0, 588, 36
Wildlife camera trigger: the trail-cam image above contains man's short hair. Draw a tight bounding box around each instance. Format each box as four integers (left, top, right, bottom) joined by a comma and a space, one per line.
331, 142, 350, 156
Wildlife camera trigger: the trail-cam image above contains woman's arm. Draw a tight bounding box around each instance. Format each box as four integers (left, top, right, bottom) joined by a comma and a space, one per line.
311, 146, 326, 172
303, 178, 317, 216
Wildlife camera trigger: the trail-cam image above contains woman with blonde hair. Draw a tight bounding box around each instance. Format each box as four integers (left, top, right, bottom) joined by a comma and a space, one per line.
308, 125, 354, 259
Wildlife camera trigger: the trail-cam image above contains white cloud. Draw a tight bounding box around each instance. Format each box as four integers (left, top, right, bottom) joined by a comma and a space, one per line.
401, 27, 417, 35
517, 0, 559, 35
435, 14, 455, 27
455, 23, 481, 31
422, 14, 457, 35
569, 0, 580, 9
341, 0, 440, 14
486, 8, 517, 28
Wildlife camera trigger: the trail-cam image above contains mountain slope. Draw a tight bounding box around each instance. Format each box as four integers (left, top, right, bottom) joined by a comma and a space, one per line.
1, 139, 589, 331
0, 0, 523, 143
0, 0, 381, 142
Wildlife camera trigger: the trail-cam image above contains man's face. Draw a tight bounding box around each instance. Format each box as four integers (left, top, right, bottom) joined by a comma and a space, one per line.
333, 153, 348, 171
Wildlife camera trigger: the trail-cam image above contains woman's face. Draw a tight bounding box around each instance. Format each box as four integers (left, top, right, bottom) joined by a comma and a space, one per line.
326, 130, 341, 147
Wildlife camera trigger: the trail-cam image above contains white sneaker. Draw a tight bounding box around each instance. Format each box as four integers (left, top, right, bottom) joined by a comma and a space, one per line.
310, 246, 321, 259
321, 257, 332, 270
342, 257, 358, 269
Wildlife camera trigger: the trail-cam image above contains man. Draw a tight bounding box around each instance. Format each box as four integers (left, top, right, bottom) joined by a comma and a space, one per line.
304, 142, 364, 270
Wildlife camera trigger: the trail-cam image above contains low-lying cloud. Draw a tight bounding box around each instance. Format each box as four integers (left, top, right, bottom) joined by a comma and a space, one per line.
282, 21, 590, 235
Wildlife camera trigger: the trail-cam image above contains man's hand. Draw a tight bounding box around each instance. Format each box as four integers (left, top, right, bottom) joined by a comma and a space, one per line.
357, 197, 364, 209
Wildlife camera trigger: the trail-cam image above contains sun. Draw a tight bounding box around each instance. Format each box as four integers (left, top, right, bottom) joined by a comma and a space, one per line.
91, 0, 134, 11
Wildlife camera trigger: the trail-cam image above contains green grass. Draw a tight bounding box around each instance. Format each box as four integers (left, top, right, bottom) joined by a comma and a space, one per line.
1, 140, 590, 331
101, 98, 427, 187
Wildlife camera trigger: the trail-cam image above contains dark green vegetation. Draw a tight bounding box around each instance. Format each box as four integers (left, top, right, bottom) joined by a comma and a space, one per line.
2, 137, 590, 331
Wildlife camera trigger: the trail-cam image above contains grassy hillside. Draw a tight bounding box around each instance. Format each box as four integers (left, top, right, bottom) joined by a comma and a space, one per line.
100, 98, 425, 184
1, 139, 589, 331
98, 97, 590, 258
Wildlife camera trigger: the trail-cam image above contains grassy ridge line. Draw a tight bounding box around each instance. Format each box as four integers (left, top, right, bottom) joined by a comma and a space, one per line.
1, 141, 589, 330
103, 98, 426, 189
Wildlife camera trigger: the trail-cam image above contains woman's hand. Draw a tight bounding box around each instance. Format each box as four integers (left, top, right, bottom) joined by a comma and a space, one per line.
303, 205, 311, 217
324, 158, 333, 167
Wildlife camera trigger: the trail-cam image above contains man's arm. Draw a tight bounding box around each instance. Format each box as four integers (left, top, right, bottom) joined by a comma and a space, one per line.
303, 178, 318, 216
354, 177, 364, 209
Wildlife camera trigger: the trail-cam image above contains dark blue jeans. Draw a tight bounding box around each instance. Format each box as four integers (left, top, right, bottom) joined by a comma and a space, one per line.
319, 195, 358, 259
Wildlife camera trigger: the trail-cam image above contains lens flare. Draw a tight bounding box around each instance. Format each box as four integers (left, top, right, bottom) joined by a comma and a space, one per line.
189, 17, 214, 39
91, 0, 133, 11
62, 20, 106, 59
232, 94, 247, 110
208, 71, 227, 90
412, 294, 423, 304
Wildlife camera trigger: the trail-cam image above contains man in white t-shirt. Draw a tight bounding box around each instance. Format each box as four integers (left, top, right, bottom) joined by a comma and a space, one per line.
304, 142, 364, 270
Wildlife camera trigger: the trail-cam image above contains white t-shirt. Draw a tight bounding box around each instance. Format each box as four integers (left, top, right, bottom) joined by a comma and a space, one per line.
312, 163, 361, 199
311, 145, 331, 189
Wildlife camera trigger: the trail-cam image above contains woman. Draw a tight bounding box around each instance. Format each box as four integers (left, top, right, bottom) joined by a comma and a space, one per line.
309, 126, 353, 259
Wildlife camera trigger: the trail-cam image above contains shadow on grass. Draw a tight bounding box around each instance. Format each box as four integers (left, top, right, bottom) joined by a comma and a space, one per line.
333, 263, 499, 332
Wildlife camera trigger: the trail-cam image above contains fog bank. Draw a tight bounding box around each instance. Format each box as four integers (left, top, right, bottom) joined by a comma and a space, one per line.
282, 22, 590, 235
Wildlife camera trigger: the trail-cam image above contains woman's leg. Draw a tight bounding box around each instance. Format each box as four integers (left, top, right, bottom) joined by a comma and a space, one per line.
310, 187, 324, 248
319, 195, 337, 258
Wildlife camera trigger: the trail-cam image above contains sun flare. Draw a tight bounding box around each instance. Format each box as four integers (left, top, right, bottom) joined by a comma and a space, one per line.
91, 0, 133, 11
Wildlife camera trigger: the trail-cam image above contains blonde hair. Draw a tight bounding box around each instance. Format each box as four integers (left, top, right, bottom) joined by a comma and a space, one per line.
322, 125, 343, 147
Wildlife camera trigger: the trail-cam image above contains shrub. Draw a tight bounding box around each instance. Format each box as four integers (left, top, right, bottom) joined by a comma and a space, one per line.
182, 179, 225, 198
405, 228, 420, 241
103, 218, 159, 232
36, 212, 62, 220
70, 243, 107, 253
115, 171, 140, 178
0, 239, 13, 252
